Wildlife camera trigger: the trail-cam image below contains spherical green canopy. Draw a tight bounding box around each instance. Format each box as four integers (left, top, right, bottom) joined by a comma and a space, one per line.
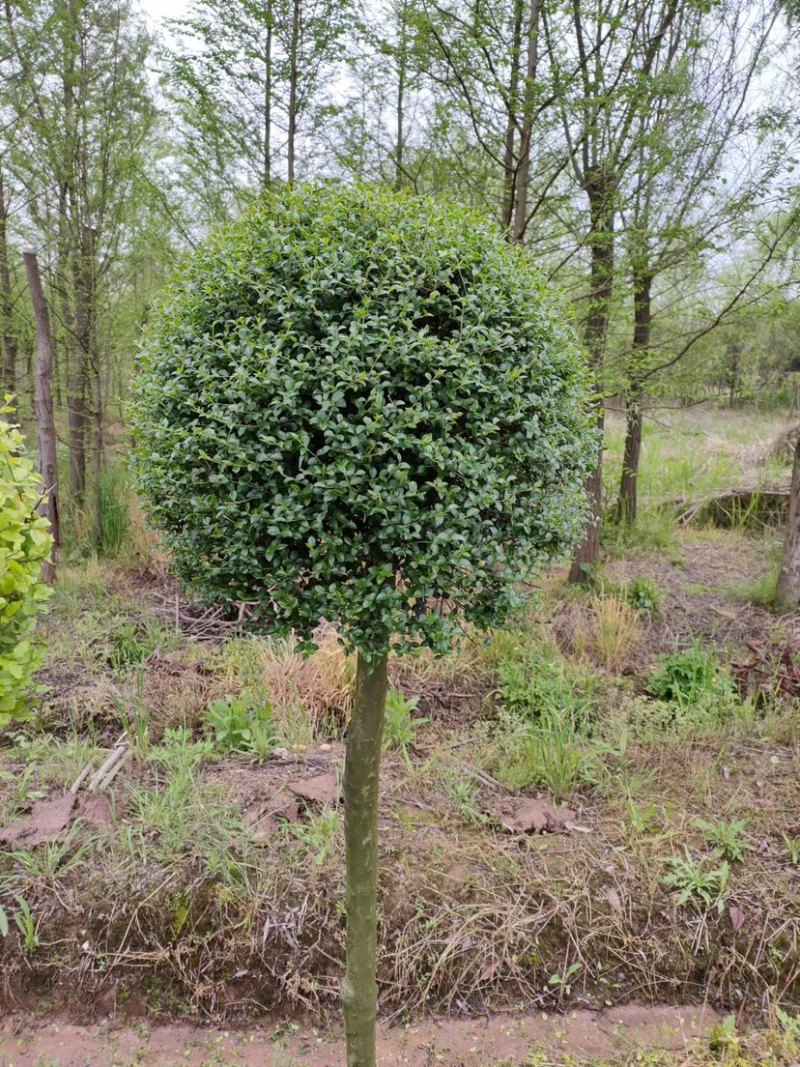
132, 184, 596, 654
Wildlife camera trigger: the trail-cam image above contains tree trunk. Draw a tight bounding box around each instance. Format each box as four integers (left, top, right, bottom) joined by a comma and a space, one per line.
23, 250, 61, 581
500, 0, 524, 232
568, 407, 604, 583
0, 174, 17, 397
777, 436, 800, 608
342, 650, 389, 1067
263, 0, 273, 192
617, 268, 652, 525
68, 239, 89, 502
618, 388, 643, 525
511, 0, 542, 244
82, 224, 104, 540
394, 4, 408, 191
287, 0, 299, 184
568, 176, 615, 584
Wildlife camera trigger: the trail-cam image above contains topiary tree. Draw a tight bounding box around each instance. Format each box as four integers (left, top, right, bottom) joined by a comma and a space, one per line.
0, 402, 54, 728
132, 184, 596, 1067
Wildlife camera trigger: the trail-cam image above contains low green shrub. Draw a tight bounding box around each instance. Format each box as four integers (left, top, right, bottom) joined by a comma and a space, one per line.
646, 642, 731, 707
495, 708, 597, 801
495, 640, 599, 731
204, 693, 276, 757
626, 576, 663, 613
382, 689, 427, 768
0, 408, 54, 727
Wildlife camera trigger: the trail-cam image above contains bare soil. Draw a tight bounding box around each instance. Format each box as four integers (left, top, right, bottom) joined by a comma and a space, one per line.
0, 1004, 720, 1066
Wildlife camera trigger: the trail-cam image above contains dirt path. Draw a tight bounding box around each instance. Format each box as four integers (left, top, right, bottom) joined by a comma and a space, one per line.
0, 1004, 720, 1066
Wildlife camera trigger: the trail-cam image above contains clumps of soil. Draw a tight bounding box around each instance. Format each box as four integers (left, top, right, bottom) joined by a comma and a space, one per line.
491, 797, 576, 834
243, 772, 338, 840
0, 793, 118, 848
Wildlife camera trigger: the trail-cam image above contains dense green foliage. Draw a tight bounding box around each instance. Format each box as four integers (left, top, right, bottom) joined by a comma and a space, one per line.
133, 184, 595, 655
0, 408, 53, 726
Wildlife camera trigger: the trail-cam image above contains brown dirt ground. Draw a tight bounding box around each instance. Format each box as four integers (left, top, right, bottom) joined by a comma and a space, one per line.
547, 530, 800, 677
0, 1004, 720, 1066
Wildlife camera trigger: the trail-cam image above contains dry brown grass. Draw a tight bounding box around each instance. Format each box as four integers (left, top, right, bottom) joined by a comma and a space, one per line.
571, 592, 642, 672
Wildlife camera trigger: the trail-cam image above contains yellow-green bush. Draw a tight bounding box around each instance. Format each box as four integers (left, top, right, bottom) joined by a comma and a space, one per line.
0, 404, 53, 726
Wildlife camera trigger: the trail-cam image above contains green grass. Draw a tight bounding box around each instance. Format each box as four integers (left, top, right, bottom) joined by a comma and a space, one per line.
604, 408, 791, 517
602, 408, 792, 564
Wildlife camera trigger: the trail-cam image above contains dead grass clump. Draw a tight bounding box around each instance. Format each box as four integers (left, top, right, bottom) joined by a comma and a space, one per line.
761, 421, 800, 465
219, 627, 489, 742
135, 653, 234, 737
229, 627, 356, 740
568, 593, 642, 672
389, 637, 489, 720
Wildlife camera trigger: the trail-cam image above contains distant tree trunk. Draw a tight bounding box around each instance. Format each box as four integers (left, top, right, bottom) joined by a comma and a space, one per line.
618, 387, 643, 525
287, 0, 300, 184
23, 250, 61, 581
726, 341, 743, 408
617, 268, 652, 525
83, 225, 104, 502
0, 174, 17, 397
500, 0, 524, 231
394, 4, 408, 190
68, 237, 89, 502
511, 0, 542, 244
569, 174, 615, 583
263, 0, 273, 191
777, 436, 800, 608
342, 650, 389, 1067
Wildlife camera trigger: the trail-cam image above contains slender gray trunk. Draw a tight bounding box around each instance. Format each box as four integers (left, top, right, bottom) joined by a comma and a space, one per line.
23, 250, 61, 581
394, 11, 407, 190
511, 0, 542, 243
777, 437, 800, 608
569, 174, 615, 583
501, 0, 524, 232
342, 650, 389, 1067
0, 174, 17, 397
617, 268, 652, 525
263, 0, 273, 191
287, 0, 300, 184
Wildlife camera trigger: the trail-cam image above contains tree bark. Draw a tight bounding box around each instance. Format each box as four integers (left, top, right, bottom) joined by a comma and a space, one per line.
511, 0, 542, 244
618, 388, 643, 525
394, 2, 408, 191
287, 0, 300, 184
263, 0, 273, 191
0, 174, 17, 397
568, 175, 615, 583
777, 436, 800, 608
617, 268, 652, 525
500, 0, 524, 232
23, 250, 61, 581
68, 230, 90, 502
342, 650, 389, 1067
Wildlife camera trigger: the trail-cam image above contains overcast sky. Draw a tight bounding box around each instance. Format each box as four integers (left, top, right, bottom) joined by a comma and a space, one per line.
139, 0, 189, 28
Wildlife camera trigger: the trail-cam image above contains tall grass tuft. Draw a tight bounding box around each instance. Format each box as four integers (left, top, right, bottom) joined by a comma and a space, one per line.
97, 464, 129, 556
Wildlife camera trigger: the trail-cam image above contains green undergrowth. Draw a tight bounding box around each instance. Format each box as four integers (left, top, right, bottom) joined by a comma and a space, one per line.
2, 469, 799, 1020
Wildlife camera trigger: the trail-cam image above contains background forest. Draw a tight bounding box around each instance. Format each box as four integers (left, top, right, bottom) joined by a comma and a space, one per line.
3, 3, 800, 1066
1, 0, 800, 557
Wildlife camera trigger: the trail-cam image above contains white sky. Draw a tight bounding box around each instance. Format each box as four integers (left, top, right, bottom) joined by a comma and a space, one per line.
139, 0, 189, 29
